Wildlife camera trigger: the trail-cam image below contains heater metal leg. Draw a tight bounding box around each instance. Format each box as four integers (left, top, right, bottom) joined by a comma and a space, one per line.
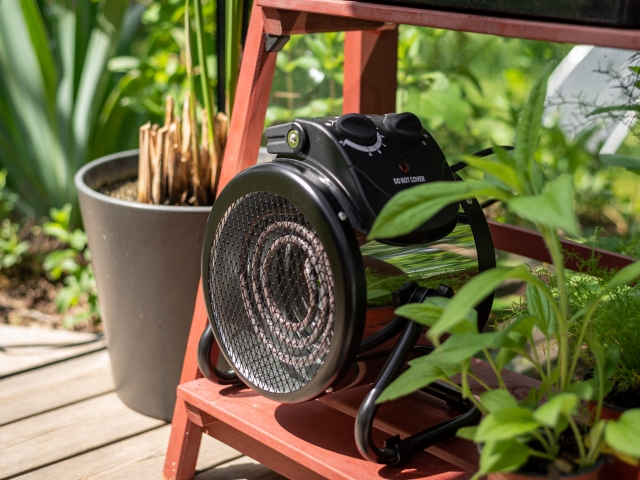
354, 286, 480, 465
197, 324, 239, 383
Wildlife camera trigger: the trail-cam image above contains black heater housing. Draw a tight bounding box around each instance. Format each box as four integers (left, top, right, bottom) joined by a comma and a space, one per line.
199, 113, 496, 464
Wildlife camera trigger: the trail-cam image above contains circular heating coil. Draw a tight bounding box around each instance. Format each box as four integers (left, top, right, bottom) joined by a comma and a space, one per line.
239, 220, 335, 368
203, 163, 366, 402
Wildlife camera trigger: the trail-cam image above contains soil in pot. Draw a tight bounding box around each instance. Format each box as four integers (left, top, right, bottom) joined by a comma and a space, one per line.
604, 386, 640, 411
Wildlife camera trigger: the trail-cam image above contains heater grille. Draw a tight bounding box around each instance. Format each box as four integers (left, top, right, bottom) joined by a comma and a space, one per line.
208, 191, 336, 394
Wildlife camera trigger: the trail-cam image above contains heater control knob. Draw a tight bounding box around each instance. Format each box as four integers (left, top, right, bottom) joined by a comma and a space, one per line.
383, 113, 423, 142
336, 114, 378, 146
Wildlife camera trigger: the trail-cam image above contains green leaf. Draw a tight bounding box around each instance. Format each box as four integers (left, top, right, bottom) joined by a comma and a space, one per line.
480, 390, 518, 413
474, 440, 530, 479
565, 381, 595, 401
495, 337, 523, 370
600, 154, 640, 173
396, 297, 476, 334
43, 224, 70, 243
526, 283, 556, 337
367, 289, 391, 301
377, 360, 460, 403
475, 407, 540, 443
427, 265, 540, 342
533, 393, 578, 428
458, 154, 523, 192
506, 316, 537, 338
603, 262, 640, 293
605, 410, 640, 458
514, 63, 554, 182
369, 180, 508, 240
588, 104, 640, 117
425, 330, 507, 364
457, 426, 478, 441
394, 297, 448, 327
509, 175, 580, 237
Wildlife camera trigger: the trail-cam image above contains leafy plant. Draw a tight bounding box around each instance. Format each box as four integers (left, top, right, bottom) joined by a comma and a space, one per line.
520, 263, 640, 395
370, 64, 640, 478
0, 169, 30, 268
0, 0, 143, 222
42, 204, 99, 328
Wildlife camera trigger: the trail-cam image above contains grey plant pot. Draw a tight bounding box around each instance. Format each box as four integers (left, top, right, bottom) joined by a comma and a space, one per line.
75, 150, 211, 421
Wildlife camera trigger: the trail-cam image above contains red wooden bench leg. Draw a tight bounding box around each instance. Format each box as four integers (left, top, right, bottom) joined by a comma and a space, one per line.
163, 398, 203, 480
164, 5, 277, 477
217, 4, 279, 193
163, 285, 208, 480
343, 27, 398, 115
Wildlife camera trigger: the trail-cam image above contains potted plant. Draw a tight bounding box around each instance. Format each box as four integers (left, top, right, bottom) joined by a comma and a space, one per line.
369, 64, 640, 478
550, 262, 640, 478
75, 0, 247, 421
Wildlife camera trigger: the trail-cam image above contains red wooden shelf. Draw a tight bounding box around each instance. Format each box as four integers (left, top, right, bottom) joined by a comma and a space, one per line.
259, 0, 640, 49
177, 357, 539, 480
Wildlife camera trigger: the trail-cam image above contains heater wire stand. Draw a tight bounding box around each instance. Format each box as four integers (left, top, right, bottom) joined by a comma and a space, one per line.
355, 284, 480, 465
198, 324, 239, 384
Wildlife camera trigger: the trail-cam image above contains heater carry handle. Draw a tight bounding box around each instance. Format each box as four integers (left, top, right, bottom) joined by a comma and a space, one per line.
354, 285, 481, 465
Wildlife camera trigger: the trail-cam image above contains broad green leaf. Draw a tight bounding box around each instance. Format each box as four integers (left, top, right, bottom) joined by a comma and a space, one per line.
514, 63, 554, 183
377, 360, 460, 403
565, 381, 595, 401
526, 283, 556, 337
480, 390, 518, 413
605, 410, 640, 458
495, 336, 524, 370
533, 393, 578, 428
473, 440, 529, 480
428, 265, 540, 342
506, 316, 537, 338
475, 407, 540, 443
600, 154, 640, 172
369, 180, 508, 240
509, 175, 580, 237
395, 297, 448, 327
395, 297, 477, 334
458, 154, 523, 191
425, 330, 507, 364
456, 426, 478, 441
603, 262, 640, 293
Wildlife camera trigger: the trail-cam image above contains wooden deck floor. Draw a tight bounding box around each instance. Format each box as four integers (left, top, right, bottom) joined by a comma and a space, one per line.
0, 325, 286, 480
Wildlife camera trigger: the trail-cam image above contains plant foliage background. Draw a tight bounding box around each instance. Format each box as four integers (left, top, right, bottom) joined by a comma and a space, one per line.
1, 0, 639, 332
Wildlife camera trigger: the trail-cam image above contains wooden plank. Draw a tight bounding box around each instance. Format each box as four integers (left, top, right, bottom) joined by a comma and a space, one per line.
195, 456, 286, 480
257, 0, 640, 50
216, 5, 278, 193
179, 379, 472, 479
0, 350, 113, 426
18, 425, 241, 480
488, 220, 636, 272
0, 325, 105, 378
262, 8, 386, 35
343, 28, 398, 115
0, 392, 164, 478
